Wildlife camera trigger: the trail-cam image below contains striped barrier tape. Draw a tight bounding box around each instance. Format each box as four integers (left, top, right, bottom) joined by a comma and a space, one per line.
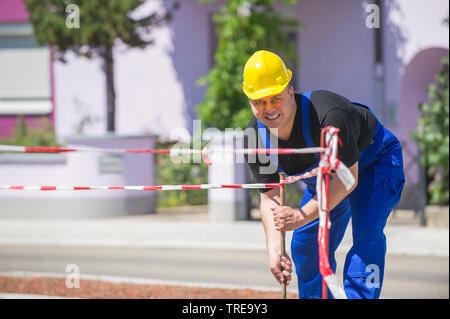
316, 126, 354, 299
0, 144, 325, 167
0, 144, 325, 155
0, 168, 318, 191
0, 127, 354, 299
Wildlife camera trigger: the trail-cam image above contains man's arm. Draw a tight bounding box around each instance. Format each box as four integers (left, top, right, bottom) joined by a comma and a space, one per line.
273, 162, 359, 231
260, 188, 292, 286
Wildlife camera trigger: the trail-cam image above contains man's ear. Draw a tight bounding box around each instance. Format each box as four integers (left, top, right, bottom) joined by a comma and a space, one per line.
288, 85, 295, 98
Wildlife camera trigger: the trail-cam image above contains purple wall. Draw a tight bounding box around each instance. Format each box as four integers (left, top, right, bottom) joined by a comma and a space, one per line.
295, 0, 374, 105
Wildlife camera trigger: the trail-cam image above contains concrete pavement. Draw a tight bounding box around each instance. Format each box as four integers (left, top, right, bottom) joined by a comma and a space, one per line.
0, 206, 447, 257
0, 206, 448, 299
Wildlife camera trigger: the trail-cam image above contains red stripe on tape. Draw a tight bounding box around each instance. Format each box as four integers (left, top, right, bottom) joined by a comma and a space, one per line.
143, 186, 163, 190
334, 160, 341, 170
74, 187, 91, 190
221, 185, 242, 189
41, 186, 56, 190
265, 183, 282, 188
275, 148, 295, 154
108, 186, 125, 190
182, 185, 202, 190
10, 186, 24, 190
25, 147, 75, 153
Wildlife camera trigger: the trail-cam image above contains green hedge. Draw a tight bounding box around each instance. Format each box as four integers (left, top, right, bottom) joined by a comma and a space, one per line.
155, 142, 208, 208
0, 115, 59, 147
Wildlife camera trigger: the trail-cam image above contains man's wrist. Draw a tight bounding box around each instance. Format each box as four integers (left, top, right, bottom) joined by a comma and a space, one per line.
296, 208, 308, 226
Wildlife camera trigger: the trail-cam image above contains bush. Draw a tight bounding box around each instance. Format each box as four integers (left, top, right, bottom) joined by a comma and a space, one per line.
197, 0, 302, 130
249, 181, 304, 212
0, 115, 59, 147
412, 55, 449, 205
155, 141, 304, 210
155, 141, 208, 208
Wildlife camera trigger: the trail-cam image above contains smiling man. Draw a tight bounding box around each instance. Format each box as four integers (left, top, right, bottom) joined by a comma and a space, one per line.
242, 50, 405, 299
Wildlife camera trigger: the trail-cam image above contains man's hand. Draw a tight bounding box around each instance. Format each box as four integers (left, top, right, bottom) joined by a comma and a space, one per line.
272, 206, 304, 231
269, 250, 293, 286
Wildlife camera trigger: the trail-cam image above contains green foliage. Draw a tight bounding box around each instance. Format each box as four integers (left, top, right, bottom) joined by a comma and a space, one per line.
249, 182, 304, 212
196, 0, 302, 130
0, 116, 59, 147
412, 55, 449, 204
24, 0, 176, 60
155, 142, 208, 208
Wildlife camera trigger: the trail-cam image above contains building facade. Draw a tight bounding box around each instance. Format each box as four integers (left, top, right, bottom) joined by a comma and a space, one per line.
0, 0, 448, 213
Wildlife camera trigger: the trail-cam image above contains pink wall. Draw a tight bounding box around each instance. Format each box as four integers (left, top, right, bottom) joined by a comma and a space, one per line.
399, 47, 449, 185
384, 0, 449, 136
400, 47, 449, 141
0, 0, 28, 22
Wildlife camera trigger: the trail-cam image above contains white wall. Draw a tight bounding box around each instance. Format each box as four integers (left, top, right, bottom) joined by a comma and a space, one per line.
54, 0, 221, 141
54, 52, 106, 138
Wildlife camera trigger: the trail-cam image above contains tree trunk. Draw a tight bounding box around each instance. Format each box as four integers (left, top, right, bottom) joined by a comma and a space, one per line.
103, 46, 116, 132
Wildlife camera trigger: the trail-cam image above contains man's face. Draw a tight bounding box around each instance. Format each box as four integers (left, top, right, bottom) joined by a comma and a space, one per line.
248, 85, 296, 137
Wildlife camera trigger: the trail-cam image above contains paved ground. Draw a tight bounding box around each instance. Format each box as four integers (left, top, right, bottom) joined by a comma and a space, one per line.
0, 206, 447, 255
0, 245, 448, 298
0, 206, 448, 298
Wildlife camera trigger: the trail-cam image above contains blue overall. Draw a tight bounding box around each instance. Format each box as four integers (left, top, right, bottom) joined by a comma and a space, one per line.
257, 91, 405, 299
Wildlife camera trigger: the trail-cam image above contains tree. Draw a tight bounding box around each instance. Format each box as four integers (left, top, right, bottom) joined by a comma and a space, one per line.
412, 54, 449, 204
196, 0, 302, 130
24, 0, 178, 132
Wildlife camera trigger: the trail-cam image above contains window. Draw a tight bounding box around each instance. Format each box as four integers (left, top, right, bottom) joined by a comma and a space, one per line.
0, 23, 52, 115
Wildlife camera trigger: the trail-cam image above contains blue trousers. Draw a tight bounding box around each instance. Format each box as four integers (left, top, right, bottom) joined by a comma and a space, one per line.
291, 125, 405, 299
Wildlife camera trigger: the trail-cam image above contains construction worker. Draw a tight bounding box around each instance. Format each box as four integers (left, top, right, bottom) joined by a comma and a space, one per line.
242, 50, 405, 299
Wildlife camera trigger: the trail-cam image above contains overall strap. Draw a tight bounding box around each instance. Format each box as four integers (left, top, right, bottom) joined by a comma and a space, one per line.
257, 119, 284, 173
300, 91, 315, 148
257, 119, 270, 149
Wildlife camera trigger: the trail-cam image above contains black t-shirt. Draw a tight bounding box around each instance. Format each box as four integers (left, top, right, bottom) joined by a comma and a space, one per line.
243, 89, 377, 192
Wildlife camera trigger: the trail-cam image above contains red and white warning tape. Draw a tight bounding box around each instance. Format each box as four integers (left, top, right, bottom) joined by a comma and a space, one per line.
0, 127, 355, 299
0, 184, 281, 191
0, 144, 325, 167
0, 168, 318, 192
316, 126, 355, 299
0, 144, 325, 155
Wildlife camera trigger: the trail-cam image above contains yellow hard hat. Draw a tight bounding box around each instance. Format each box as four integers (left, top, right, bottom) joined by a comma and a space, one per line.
242, 50, 292, 100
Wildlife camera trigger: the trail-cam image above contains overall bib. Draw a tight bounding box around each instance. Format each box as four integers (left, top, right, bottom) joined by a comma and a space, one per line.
257, 91, 405, 299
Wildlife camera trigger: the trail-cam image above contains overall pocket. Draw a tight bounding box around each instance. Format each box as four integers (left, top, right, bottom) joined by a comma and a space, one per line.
369, 168, 405, 211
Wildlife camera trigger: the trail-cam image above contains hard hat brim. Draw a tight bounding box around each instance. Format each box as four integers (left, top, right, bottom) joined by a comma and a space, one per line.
243, 69, 292, 100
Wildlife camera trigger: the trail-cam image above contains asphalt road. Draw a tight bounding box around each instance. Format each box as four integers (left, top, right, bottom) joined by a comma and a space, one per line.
0, 244, 448, 299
